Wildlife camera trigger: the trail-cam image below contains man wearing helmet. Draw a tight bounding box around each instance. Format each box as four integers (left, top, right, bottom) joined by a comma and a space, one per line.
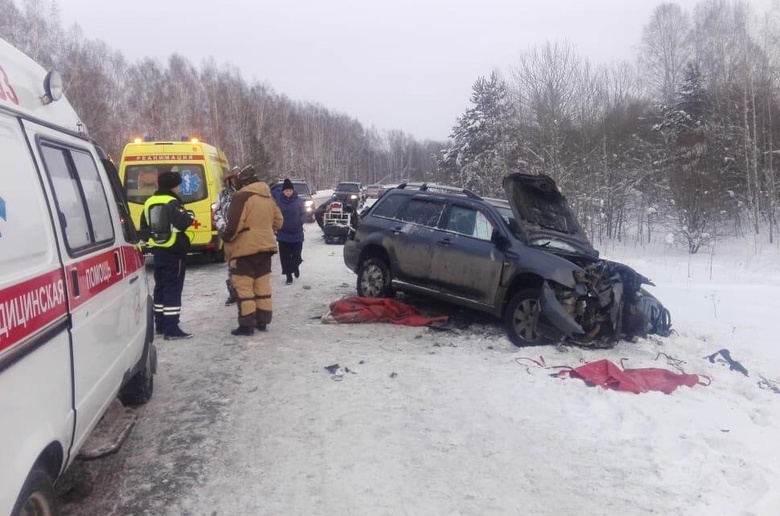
222, 165, 284, 336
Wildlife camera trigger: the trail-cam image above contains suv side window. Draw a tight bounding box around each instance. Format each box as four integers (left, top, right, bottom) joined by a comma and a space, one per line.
444, 204, 495, 241
371, 193, 408, 219
398, 198, 444, 228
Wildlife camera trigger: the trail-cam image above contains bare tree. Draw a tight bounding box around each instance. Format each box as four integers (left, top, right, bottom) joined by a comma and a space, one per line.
511, 41, 582, 187
639, 3, 692, 105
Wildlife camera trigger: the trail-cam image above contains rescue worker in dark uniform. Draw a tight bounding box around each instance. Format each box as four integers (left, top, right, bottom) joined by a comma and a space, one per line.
222, 165, 283, 336
139, 171, 195, 340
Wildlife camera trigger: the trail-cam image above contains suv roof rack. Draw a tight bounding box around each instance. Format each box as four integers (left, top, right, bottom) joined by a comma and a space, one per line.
397, 182, 482, 200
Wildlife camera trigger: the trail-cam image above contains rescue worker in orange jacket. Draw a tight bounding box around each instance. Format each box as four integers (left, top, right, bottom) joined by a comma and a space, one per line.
222, 165, 283, 336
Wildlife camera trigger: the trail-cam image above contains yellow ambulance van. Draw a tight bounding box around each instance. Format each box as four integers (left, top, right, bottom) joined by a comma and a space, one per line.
118, 139, 231, 260
1, 37, 155, 515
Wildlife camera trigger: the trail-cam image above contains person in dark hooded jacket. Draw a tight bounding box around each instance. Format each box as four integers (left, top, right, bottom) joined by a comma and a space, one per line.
274, 178, 307, 284
139, 170, 195, 340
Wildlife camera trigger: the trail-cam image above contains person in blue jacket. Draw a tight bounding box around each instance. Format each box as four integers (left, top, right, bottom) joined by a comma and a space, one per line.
274, 178, 307, 284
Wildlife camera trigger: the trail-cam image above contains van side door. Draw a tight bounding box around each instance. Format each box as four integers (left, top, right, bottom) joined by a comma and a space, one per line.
23, 121, 147, 456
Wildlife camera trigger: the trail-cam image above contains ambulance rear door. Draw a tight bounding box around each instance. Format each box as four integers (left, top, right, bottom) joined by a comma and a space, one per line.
22, 120, 148, 458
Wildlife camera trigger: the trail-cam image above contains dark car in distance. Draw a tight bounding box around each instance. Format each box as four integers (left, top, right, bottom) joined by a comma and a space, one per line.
333, 181, 362, 210
343, 174, 672, 347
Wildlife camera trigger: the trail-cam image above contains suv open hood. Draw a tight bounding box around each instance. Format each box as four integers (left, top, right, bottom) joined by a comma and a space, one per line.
502, 173, 597, 257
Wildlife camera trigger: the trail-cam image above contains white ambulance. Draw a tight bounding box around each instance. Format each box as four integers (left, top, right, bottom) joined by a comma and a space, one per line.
0, 38, 156, 515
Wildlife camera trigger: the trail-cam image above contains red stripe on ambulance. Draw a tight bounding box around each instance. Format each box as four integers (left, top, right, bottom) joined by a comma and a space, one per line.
67, 246, 143, 310
1, 245, 145, 351
0, 269, 68, 352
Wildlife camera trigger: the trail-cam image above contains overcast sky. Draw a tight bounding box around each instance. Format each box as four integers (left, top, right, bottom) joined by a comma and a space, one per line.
48, 0, 774, 141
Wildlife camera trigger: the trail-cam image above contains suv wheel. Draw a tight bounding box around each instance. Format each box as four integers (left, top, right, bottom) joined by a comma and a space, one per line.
505, 289, 547, 347
357, 257, 394, 298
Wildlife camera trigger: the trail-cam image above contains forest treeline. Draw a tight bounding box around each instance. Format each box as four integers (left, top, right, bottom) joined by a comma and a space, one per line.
439, 1, 780, 250
0, 0, 445, 191
2, 0, 779, 251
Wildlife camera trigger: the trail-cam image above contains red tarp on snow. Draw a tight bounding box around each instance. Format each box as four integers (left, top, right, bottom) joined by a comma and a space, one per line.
327, 296, 449, 326
560, 359, 703, 394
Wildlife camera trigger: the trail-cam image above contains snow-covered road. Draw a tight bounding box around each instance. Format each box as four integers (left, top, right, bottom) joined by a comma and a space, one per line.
59, 228, 780, 516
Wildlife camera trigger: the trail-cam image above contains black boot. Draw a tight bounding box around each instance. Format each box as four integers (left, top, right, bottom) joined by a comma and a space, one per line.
231, 326, 255, 336
285, 274, 293, 285
164, 327, 193, 340
257, 323, 267, 332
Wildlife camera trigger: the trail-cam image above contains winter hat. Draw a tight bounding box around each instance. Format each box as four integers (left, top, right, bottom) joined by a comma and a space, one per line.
236, 165, 258, 188
282, 178, 294, 191
157, 171, 182, 190
223, 166, 239, 183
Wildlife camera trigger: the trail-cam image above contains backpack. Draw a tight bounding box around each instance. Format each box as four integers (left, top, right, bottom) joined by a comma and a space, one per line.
147, 202, 172, 244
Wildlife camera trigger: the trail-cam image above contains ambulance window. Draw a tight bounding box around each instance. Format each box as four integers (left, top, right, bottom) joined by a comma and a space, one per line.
41, 145, 91, 250
40, 143, 115, 255
124, 164, 207, 204
70, 150, 114, 242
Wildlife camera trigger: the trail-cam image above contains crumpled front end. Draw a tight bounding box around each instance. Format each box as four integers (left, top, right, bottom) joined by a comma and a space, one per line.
540, 260, 672, 347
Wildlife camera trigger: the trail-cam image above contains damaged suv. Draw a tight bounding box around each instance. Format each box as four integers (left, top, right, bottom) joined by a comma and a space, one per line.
343, 174, 671, 347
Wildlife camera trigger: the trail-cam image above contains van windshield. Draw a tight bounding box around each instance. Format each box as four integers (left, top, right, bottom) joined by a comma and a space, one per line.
124, 164, 208, 204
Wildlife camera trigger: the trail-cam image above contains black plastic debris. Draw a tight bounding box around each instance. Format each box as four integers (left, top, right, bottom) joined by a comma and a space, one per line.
324, 364, 340, 374
758, 376, 780, 394
704, 349, 749, 377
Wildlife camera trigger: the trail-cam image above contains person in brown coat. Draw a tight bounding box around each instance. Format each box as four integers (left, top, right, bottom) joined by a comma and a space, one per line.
222, 165, 284, 336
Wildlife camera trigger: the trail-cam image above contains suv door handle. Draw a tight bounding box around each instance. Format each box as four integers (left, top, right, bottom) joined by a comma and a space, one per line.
438, 238, 453, 246
392, 226, 403, 234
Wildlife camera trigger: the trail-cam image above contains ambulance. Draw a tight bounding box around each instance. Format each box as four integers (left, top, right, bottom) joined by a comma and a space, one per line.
118, 138, 231, 261
0, 38, 155, 515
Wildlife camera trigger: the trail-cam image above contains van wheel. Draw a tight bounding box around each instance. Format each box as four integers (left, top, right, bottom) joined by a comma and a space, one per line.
12, 468, 59, 516
119, 344, 155, 406
505, 289, 547, 347
357, 257, 394, 298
